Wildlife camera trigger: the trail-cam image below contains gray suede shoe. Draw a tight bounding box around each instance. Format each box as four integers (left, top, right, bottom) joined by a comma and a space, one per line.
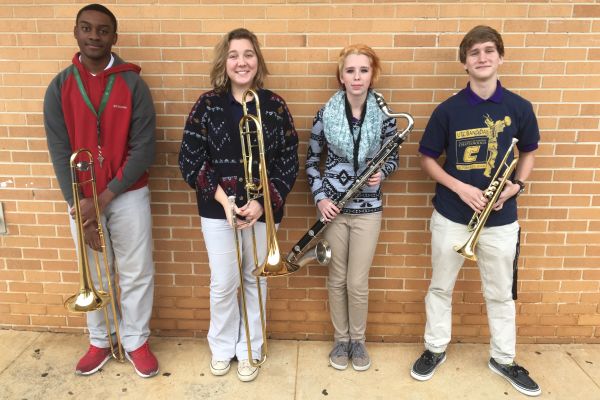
329, 341, 350, 370
350, 341, 371, 371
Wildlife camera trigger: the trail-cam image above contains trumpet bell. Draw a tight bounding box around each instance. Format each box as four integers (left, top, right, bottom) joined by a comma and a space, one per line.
65, 288, 110, 313
453, 243, 478, 262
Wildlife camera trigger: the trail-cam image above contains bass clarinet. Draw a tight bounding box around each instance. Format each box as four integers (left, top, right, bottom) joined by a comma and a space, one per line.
285, 91, 414, 269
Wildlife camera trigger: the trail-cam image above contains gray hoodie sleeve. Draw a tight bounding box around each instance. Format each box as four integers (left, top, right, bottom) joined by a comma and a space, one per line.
107, 72, 156, 195
44, 71, 75, 206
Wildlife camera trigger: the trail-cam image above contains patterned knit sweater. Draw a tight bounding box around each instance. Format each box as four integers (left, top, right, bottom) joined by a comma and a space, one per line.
179, 89, 299, 223
306, 106, 398, 214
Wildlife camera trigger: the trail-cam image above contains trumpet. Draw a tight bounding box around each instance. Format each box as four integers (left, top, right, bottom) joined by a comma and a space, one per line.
454, 138, 519, 261
64, 149, 124, 362
286, 90, 414, 269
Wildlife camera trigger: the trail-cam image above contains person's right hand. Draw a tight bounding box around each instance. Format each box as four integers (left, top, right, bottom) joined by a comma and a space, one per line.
83, 221, 102, 251
456, 182, 488, 213
70, 197, 96, 226
317, 198, 340, 222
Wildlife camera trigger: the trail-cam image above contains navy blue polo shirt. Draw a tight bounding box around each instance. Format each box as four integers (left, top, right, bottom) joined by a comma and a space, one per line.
419, 81, 539, 226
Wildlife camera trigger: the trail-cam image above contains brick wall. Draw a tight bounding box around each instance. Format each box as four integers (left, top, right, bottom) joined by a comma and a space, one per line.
1, 1, 599, 344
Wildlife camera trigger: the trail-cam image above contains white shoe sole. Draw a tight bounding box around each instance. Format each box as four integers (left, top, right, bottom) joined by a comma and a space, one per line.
329, 358, 348, 371
410, 353, 446, 381
125, 351, 159, 378
352, 360, 371, 371
210, 361, 231, 376
488, 361, 542, 397
75, 354, 111, 376
237, 367, 259, 382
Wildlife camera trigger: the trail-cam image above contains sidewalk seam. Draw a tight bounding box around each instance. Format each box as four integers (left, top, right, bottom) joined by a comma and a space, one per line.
0, 332, 41, 376
293, 340, 299, 399
567, 349, 600, 390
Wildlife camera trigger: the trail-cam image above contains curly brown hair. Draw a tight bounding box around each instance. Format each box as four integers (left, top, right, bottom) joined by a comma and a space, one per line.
210, 28, 269, 92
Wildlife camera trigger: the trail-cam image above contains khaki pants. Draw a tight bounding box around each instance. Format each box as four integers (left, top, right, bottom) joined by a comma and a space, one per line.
324, 212, 382, 343
424, 210, 519, 364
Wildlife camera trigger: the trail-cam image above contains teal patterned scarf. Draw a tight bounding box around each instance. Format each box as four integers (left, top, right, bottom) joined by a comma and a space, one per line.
322, 90, 383, 168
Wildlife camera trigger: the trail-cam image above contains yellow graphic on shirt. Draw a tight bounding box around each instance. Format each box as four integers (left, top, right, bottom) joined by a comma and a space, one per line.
455, 115, 511, 176
483, 114, 511, 176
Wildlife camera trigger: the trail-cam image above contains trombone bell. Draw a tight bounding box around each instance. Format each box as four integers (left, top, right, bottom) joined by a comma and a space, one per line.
65, 288, 110, 313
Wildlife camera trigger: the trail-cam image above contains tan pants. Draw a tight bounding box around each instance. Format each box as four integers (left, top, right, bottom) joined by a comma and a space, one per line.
424, 210, 519, 364
324, 212, 382, 342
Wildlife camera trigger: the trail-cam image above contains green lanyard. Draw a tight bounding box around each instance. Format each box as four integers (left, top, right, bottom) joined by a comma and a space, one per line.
72, 66, 116, 167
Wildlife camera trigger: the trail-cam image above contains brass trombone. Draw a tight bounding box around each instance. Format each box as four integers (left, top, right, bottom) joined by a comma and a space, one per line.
64, 149, 124, 362
454, 138, 519, 261
229, 89, 299, 368
237, 89, 299, 278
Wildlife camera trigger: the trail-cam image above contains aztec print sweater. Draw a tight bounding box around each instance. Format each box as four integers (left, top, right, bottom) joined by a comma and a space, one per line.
179, 89, 299, 223
306, 106, 398, 215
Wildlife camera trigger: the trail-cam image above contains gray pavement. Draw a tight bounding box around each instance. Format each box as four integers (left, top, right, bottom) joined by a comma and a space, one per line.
0, 330, 599, 399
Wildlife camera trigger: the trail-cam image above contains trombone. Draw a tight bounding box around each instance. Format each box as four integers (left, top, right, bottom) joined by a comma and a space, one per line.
230, 89, 299, 368
454, 138, 519, 261
64, 149, 124, 362
238, 89, 299, 278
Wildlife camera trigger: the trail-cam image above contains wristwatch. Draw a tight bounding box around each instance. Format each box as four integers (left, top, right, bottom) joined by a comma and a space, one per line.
513, 179, 525, 197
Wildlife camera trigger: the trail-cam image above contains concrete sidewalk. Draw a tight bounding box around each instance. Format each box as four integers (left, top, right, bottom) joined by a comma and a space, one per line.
0, 330, 599, 399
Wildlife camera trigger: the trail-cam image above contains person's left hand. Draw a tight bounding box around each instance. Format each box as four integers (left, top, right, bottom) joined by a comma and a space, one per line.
492, 181, 521, 211
367, 171, 382, 187
235, 200, 264, 229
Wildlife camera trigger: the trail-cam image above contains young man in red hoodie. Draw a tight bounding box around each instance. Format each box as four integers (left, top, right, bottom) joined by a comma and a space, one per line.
44, 3, 158, 378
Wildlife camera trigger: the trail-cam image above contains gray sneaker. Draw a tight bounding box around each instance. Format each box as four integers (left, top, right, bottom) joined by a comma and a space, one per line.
350, 341, 371, 371
329, 341, 350, 370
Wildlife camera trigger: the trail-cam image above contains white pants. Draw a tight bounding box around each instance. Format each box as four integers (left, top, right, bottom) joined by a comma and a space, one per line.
201, 217, 269, 361
69, 186, 155, 352
424, 210, 519, 364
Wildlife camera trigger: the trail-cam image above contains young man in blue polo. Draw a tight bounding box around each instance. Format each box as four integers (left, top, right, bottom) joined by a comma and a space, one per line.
411, 25, 541, 397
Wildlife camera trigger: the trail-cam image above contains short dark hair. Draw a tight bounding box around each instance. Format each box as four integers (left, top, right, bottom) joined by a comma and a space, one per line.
459, 25, 504, 63
76, 4, 118, 33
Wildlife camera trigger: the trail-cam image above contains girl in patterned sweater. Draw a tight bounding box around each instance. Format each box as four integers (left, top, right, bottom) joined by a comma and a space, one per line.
179, 28, 298, 382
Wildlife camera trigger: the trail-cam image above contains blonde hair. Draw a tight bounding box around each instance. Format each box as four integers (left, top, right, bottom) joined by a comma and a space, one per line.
209, 28, 269, 92
336, 44, 381, 88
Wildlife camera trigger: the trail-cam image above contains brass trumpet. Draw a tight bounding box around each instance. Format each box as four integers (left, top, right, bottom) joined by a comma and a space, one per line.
454, 138, 519, 261
64, 149, 124, 362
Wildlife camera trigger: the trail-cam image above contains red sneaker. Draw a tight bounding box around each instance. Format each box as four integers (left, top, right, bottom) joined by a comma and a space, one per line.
75, 344, 111, 376
125, 341, 159, 378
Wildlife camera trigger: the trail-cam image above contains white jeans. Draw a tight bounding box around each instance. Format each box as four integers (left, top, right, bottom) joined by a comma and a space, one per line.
424, 210, 519, 364
69, 186, 155, 352
201, 217, 269, 361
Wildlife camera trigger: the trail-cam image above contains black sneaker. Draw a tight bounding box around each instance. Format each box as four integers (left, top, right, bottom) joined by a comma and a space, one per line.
410, 350, 446, 381
488, 358, 541, 397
